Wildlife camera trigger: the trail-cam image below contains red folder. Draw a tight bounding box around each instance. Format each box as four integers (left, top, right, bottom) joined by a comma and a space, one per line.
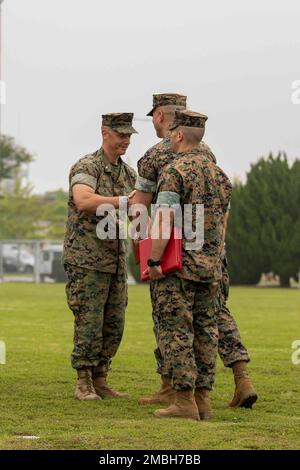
139, 227, 183, 282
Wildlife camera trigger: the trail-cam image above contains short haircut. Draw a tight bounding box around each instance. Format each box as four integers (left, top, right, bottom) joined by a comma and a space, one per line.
177, 126, 205, 144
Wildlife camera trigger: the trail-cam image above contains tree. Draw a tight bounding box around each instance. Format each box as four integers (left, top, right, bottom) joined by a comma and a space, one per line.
0, 183, 68, 241
0, 135, 33, 183
226, 153, 300, 287
0, 135, 67, 241
42, 190, 68, 240
0, 179, 44, 239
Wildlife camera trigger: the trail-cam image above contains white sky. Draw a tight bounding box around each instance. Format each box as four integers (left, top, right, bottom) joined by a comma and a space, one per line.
2, 0, 300, 192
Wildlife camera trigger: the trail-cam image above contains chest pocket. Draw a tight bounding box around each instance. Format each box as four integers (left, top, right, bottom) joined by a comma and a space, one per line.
95, 166, 114, 196
95, 164, 132, 198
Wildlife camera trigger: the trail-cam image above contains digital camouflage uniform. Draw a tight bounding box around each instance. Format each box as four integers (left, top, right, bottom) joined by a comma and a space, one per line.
218, 257, 249, 366
136, 122, 249, 383
63, 113, 137, 372
151, 274, 220, 390
152, 112, 232, 391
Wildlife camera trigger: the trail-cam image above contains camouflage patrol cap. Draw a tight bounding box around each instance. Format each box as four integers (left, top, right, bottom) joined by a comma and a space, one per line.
102, 112, 138, 134
168, 110, 208, 131
147, 93, 187, 116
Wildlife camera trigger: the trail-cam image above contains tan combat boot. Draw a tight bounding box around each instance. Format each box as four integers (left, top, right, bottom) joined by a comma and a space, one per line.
154, 390, 200, 421
138, 376, 176, 406
229, 361, 258, 408
194, 388, 213, 420
93, 373, 129, 399
75, 368, 101, 401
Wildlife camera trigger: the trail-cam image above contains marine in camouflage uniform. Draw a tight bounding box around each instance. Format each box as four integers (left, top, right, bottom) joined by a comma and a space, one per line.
140, 139, 250, 372
147, 110, 232, 420
63, 112, 137, 400
136, 94, 256, 410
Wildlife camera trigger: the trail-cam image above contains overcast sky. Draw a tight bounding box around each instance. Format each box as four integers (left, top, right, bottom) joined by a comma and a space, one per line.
2, 0, 300, 193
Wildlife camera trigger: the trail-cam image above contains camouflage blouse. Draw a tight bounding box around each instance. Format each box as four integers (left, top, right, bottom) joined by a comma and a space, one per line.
63, 148, 136, 273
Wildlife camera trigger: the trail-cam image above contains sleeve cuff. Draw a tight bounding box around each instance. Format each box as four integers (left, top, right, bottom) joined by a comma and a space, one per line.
135, 175, 157, 193
156, 191, 180, 206
70, 173, 97, 190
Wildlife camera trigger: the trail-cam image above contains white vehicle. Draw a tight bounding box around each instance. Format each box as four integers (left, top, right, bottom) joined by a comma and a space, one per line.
2, 244, 34, 273
40, 244, 67, 282
1, 242, 67, 282
19, 250, 35, 273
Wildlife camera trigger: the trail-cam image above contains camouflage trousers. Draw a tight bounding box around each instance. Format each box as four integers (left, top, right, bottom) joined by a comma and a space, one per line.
218, 262, 250, 366
64, 263, 128, 372
151, 262, 249, 383
151, 274, 219, 391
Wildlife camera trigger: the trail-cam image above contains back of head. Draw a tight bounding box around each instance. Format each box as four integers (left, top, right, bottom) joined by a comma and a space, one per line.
168, 110, 208, 150
178, 126, 205, 145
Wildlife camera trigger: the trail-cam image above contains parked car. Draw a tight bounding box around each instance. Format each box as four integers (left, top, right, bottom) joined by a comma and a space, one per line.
2, 244, 34, 273
18, 250, 35, 273
1, 243, 67, 282
40, 244, 67, 282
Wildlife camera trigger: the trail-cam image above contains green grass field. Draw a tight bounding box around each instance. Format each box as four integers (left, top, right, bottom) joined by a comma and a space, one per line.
0, 283, 299, 450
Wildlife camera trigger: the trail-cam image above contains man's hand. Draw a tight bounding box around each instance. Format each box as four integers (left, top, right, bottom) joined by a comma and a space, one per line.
143, 265, 165, 281
128, 190, 136, 206
130, 189, 154, 208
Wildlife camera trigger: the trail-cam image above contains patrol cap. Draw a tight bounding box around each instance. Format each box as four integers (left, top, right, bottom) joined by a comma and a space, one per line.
147, 93, 187, 117
101, 112, 138, 134
168, 110, 208, 131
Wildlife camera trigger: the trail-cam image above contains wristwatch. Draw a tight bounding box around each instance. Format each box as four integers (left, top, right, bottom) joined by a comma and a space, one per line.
147, 258, 161, 267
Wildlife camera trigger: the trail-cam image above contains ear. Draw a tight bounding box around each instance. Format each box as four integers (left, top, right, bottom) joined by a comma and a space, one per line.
102, 127, 109, 140
158, 109, 165, 124
177, 130, 184, 142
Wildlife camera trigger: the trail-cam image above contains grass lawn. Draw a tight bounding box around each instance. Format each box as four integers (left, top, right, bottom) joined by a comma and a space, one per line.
0, 283, 299, 450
